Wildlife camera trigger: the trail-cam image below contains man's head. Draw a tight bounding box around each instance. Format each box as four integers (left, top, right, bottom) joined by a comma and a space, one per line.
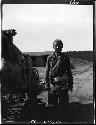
53, 39, 63, 53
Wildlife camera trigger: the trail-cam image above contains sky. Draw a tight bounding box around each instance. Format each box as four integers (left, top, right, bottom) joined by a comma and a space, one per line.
2, 4, 93, 52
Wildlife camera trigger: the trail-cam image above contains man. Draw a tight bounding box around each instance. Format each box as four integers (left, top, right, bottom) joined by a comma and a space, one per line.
45, 39, 73, 115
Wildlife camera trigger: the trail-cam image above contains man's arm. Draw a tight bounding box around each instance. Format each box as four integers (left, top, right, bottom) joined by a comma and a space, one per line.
66, 57, 73, 91
45, 56, 50, 90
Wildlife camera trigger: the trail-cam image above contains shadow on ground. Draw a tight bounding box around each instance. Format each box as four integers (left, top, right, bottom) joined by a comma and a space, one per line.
19, 100, 94, 124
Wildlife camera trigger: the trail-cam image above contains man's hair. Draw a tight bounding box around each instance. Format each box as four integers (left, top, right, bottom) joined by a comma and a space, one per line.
53, 39, 63, 48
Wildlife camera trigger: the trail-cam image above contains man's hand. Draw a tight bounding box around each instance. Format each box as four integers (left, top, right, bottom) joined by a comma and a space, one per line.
45, 87, 51, 91
68, 85, 73, 92
45, 84, 51, 91
70, 88, 73, 92
45, 82, 50, 91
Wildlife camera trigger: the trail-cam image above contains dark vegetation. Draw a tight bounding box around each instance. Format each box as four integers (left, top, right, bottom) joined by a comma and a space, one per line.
65, 51, 93, 62
2, 96, 94, 124
24, 51, 93, 62
20, 102, 94, 124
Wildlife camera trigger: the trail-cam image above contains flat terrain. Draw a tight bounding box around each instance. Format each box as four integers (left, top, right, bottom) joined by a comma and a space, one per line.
1, 59, 94, 124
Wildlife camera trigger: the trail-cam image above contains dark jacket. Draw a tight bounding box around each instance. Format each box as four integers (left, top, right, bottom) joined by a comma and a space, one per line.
45, 52, 73, 90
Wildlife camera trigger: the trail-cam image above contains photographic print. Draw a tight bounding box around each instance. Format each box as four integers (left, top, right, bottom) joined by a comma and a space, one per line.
1, 0, 94, 124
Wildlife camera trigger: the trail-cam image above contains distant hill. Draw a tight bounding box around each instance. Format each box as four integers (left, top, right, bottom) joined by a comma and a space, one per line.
23, 51, 54, 56
23, 51, 93, 62
65, 51, 93, 62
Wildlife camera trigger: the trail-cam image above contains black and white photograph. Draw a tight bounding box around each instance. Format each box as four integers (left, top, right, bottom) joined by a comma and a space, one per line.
1, 0, 94, 124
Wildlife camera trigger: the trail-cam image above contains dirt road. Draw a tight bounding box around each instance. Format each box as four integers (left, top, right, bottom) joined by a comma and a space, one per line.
37, 60, 93, 104
36, 60, 94, 123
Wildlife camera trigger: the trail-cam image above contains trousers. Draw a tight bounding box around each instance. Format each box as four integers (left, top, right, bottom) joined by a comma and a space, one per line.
48, 85, 69, 113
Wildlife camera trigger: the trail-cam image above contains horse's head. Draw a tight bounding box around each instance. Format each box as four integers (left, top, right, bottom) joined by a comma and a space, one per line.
3, 29, 17, 36
2, 29, 17, 45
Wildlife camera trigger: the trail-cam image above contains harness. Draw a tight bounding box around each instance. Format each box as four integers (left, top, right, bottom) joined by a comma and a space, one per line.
49, 54, 69, 91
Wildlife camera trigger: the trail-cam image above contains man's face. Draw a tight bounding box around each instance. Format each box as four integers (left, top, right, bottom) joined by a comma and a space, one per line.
53, 42, 63, 53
